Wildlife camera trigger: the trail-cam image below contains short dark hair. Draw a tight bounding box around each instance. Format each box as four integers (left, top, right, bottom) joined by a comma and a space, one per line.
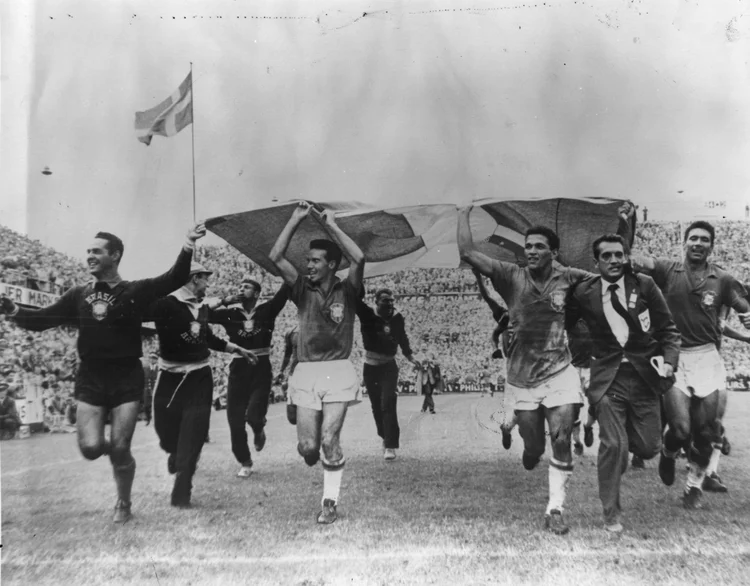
375, 288, 393, 301
94, 232, 124, 261
684, 221, 715, 246
525, 226, 560, 251
309, 239, 342, 270
592, 234, 629, 259
241, 278, 261, 292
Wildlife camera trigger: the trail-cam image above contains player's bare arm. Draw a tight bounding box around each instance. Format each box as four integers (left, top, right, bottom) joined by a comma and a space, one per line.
269, 201, 311, 286
457, 205, 499, 277
320, 209, 365, 290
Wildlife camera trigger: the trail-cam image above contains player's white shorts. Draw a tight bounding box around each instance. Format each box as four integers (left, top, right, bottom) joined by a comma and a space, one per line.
289, 360, 361, 411
675, 344, 726, 399
508, 364, 584, 411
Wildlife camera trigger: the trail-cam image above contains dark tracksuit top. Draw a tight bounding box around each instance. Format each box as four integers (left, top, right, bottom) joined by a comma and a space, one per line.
9, 247, 193, 406
150, 290, 230, 504
208, 285, 289, 465
10, 247, 193, 361
356, 300, 414, 449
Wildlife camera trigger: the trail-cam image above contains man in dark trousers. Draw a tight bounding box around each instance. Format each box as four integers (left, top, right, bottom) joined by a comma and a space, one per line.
567, 234, 681, 533
150, 262, 256, 508
0, 223, 205, 523
356, 288, 420, 461
209, 280, 289, 477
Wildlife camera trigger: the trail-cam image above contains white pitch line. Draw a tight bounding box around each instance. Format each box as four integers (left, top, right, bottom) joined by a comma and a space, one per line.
6, 546, 750, 566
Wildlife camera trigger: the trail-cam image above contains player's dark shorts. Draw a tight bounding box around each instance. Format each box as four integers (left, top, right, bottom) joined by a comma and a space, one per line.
75, 358, 145, 409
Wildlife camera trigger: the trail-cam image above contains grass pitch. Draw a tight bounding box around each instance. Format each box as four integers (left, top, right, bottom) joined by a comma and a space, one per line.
3, 392, 750, 585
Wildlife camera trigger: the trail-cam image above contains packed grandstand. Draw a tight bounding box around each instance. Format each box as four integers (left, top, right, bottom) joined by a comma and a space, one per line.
1, 220, 749, 430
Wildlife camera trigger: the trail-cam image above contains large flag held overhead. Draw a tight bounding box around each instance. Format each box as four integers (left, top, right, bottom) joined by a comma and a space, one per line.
134, 72, 193, 146
206, 198, 634, 279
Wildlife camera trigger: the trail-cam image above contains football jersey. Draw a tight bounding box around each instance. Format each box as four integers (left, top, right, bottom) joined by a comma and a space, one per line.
491, 262, 589, 388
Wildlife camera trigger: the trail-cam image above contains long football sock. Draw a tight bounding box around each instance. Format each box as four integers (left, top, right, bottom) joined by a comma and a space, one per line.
322, 457, 345, 505
546, 458, 573, 514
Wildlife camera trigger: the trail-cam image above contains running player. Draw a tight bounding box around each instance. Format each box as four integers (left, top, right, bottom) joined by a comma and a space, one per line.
150, 262, 256, 508
459, 205, 591, 535
0, 224, 206, 522
357, 288, 420, 460
269, 201, 365, 524
629, 219, 750, 508
209, 280, 290, 477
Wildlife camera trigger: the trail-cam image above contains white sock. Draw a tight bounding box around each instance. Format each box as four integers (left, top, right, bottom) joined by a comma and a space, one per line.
546, 460, 573, 514
686, 461, 706, 490
706, 448, 721, 477
322, 468, 344, 505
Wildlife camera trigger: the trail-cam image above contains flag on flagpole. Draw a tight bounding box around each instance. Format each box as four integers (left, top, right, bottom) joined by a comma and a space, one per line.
134, 72, 193, 146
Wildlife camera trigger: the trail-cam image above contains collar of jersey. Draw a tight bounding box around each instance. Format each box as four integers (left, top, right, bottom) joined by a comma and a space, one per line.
170, 286, 203, 307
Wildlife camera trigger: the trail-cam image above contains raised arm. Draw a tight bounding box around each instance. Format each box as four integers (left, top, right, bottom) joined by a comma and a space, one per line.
132, 223, 206, 304
616, 202, 656, 273
269, 202, 310, 287
320, 209, 365, 291
457, 205, 496, 278
264, 283, 291, 320
617, 201, 637, 244
473, 268, 503, 316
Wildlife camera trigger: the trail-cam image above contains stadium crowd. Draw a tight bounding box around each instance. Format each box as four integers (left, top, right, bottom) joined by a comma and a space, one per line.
0, 225, 89, 295
1, 220, 749, 429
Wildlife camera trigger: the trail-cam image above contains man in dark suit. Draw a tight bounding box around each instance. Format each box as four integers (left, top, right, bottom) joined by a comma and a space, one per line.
567, 234, 681, 533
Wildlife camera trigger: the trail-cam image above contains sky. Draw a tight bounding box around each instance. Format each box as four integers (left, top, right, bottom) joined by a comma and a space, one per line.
1, 0, 749, 278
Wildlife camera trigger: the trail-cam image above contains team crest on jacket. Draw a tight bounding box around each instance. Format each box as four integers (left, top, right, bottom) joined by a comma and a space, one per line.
702, 291, 717, 308
85, 291, 116, 321
91, 300, 109, 321
243, 319, 255, 332
549, 291, 565, 312
383, 325, 391, 335
329, 303, 345, 324
638, 310, 651, 332
189, 321, 202, 338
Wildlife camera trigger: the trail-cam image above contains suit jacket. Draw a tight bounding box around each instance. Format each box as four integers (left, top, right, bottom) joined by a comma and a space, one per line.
567, 272, 681, 405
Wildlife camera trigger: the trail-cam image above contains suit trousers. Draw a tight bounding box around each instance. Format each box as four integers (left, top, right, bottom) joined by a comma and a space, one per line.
363, 361, 400, 449
594, 362, 662, 524
226, 356, 272, 465
153, 366, 213, 504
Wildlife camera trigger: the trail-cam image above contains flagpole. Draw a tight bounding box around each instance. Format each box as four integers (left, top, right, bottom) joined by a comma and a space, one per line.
190, 62, 196, 225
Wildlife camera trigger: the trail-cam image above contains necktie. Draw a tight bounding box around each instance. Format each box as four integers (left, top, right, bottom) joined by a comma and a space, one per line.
608, 284, 636, 331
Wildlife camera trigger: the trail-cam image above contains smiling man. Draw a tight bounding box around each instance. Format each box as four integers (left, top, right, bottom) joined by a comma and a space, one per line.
458, 207, 593, 536
567, 234, 680, 532
0, 224, 205, 523
269, 201, 365, 525
630, 220, 750, 508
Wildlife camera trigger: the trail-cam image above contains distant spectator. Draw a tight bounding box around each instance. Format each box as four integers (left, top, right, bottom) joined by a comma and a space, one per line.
0, 384, 22, 439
